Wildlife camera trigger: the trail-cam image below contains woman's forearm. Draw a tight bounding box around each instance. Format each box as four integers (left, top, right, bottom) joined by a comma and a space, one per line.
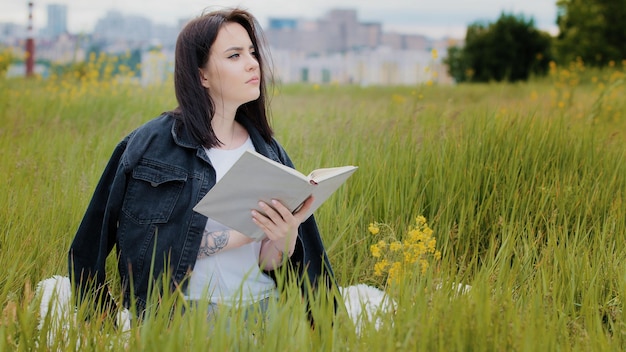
196, 229, 254, 259
258, 232, 297, 270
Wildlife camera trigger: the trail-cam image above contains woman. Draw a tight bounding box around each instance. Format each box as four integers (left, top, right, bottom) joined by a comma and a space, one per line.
68, 8, 335, 319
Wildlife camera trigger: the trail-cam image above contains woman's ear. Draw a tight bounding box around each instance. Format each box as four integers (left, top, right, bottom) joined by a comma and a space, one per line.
199, 67, 210, 89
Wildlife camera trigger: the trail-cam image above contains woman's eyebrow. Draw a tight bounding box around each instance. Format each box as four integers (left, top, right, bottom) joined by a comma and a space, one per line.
223, 45, 255, 53
224, 46, 243, 52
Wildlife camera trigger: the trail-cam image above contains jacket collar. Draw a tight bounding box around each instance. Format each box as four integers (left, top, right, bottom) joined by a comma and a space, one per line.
170, 115, 199, 149
170, 113, 279, 162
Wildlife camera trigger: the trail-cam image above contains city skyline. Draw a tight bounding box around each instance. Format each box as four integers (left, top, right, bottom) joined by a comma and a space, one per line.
2, 0, 558, 39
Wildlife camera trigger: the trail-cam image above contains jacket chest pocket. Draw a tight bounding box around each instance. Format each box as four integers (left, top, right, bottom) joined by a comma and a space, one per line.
122, 162, 188, 224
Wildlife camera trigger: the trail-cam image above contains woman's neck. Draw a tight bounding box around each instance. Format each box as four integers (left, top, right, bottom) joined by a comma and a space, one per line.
211, 112, 247, 150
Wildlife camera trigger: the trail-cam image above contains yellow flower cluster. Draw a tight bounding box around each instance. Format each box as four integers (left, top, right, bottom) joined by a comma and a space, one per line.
431, 48, 438, 60
547, 58, 625, 122
40, 51, 145, 101
0, 48, 14, 77
369, 215, 441, 285
368, 223, 380, 235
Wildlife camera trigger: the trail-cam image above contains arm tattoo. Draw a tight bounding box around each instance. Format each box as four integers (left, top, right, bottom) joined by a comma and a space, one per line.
197, 230, 229, 258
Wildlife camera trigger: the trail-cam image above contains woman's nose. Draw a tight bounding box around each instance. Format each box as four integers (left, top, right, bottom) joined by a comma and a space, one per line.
246, 54, 259, 71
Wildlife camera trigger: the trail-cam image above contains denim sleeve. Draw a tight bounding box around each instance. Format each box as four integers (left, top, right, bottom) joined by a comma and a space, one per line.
68, 136, 130, 312
270, 138, 295, 168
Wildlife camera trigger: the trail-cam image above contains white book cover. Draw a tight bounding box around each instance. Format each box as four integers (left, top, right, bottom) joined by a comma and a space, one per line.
193, 149, 357, 240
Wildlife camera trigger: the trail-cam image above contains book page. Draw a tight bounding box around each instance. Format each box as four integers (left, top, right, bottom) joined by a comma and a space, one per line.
308, 166, 358, 183
303, 166, 357, 220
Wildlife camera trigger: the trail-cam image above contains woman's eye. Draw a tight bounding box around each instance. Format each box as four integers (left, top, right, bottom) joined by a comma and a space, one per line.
228, 53, 240, 59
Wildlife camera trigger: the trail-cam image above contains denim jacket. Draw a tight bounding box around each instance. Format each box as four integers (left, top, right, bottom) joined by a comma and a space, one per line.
69, 112, 335, 313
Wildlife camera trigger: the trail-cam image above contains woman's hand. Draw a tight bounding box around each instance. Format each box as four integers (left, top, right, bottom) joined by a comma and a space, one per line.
255, 196, 314, 270
253, 196, 314, 264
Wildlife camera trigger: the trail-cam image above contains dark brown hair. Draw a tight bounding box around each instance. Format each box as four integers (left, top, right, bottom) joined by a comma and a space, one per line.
171, 8, 273, 147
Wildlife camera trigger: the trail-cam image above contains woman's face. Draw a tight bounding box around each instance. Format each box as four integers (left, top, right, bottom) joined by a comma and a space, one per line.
200, 22, 261, 111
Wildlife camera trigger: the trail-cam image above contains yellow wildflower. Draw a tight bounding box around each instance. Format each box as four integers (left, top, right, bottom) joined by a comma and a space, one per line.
427, 238, 437, 252
391, 94, 407, 104
549, 61, 557, 70
374, 259, 389, 276
388, 262, 403, 283
404, 250, 418, 264
415, 216, 427, 226
368, 215, 440, 284
389, 241, 403, 252
407, 229, 420, 242
370, 244, 381, 258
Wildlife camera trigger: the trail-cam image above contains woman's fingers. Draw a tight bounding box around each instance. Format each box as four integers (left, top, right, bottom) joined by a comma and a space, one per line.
252, 202, 286, 240
258, 200, 282, 221
252, 197, 314, 240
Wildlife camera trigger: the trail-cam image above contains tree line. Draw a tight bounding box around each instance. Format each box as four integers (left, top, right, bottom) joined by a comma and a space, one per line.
445, 0, 626, 83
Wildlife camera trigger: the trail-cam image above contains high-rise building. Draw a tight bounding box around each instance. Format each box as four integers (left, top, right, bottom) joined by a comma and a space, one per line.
46, 4, 68, 38
94, 10, 153, 46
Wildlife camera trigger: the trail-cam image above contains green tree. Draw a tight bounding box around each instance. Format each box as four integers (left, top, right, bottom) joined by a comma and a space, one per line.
556, 0, 626, 66
445, 46, 469, 83
445, 13, 553, 83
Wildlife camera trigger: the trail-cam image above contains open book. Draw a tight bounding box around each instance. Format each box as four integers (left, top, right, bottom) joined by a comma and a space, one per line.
193, 149, 357, 240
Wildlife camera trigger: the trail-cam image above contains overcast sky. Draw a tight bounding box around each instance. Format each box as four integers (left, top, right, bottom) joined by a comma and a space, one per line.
2, 0, 558, 39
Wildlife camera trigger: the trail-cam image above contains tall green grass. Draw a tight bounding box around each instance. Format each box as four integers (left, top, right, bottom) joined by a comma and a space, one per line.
1, 68, 625, 350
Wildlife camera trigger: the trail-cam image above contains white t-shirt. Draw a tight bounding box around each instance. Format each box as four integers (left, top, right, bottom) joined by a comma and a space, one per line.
186, 137, 276, 305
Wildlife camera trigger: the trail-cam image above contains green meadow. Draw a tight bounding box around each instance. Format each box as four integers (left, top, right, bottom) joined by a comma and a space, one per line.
1, 62, 625, 350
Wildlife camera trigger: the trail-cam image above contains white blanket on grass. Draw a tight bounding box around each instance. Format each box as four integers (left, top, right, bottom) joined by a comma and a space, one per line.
36, 276, 397, 339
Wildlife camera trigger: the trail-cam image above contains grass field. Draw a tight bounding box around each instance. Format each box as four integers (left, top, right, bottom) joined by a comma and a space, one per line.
1, 61, 625, 350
